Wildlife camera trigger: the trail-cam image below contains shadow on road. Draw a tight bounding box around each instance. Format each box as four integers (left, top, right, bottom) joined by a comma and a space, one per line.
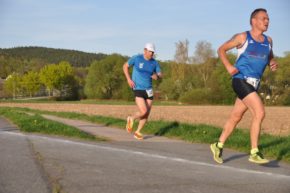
0, 127, 19, 132
102, 120, 124, 127
224, 153, 247, 163
262, 160, 282, 168
224, 153, 282, 168
260, 138, 289, 163
154, 121, 179, 136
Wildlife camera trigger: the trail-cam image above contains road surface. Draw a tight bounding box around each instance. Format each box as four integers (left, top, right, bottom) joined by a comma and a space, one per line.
1, 116, 290, 193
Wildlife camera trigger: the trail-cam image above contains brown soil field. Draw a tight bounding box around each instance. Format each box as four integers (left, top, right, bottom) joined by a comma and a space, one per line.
0, 102, 289, 136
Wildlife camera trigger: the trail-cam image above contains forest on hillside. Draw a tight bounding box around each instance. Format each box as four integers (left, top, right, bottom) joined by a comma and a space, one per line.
0, 43, 289, 105
0, 46, 107, 77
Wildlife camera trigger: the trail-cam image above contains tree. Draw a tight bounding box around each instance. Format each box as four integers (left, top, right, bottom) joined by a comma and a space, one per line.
39, 61, 76, 98
0, 47, 107, 68
159, 78, 180, 100
174, 39, 189, 64
39, 64, 58, 96
84, 54, 126, 99
159, 62, 200, 101
3, 72, 22, 98
192, 40, 215, 64
272, 54, 290, 105
0, 55, 22, 78
192, 41, 217, 88
0, 54, 9, 78
208, 59, 236, 104
172, 40, 189, 82
54, 61, 74, 90
22, 71, 40, 97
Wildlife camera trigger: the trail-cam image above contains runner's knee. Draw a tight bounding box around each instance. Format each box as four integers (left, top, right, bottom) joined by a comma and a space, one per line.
254, 110, 265, 121
230, 112, 243, 123
139, 109, 149, 118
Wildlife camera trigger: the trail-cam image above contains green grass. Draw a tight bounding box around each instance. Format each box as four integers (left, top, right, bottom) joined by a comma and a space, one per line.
0, 98, 136, 105
0, 98, 186, 106
0, 107, 105, 141
1, 106, 289, 163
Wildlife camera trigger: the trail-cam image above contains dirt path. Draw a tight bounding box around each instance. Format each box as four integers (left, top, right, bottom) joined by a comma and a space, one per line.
0, 102, 289, 136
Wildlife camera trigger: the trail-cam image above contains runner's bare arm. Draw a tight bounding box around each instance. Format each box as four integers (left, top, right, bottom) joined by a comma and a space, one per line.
268, 36, 278, 71
218, 32, 246, 75
123, 62, 135, 88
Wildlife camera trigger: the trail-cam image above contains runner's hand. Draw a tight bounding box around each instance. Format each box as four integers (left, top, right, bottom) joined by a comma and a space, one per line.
151, 73, 159, 80
228, 66, 239, 76
127, 79, 135, 88
269, 60, 278, 71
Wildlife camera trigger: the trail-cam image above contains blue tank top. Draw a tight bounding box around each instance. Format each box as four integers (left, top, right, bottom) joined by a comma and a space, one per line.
233, 31, 271, 79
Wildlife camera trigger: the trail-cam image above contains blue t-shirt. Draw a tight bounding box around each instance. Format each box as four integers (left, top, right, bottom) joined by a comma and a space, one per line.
233, 31, 271, 79
128, 54, 161, 90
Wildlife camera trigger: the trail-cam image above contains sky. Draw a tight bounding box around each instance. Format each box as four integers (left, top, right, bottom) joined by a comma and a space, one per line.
0, 0, 289, 61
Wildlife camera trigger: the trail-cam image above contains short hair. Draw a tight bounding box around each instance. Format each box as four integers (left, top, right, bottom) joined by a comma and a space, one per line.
250, 8, 267, 25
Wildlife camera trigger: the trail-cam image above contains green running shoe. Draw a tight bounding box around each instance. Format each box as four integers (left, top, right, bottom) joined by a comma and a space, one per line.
210, 143, 223, 164
248, 151, 269, 164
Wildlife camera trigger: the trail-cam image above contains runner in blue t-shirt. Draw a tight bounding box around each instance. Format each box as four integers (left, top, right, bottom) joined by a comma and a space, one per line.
123, 43, 162, 140
210, 8, 278, 164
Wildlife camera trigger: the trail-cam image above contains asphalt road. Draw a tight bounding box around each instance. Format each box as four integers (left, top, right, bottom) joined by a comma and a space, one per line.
1, 116, 290, 193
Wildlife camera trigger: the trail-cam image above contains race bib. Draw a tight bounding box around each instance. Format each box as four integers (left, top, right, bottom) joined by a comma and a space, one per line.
146, 89, 153, 97
245, 77, 260, 90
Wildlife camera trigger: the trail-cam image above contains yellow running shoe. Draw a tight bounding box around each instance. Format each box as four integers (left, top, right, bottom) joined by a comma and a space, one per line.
249, 151, 269, 164
210, 143, 223, 164
126, 116, 133, 133
134, 132, 143, 140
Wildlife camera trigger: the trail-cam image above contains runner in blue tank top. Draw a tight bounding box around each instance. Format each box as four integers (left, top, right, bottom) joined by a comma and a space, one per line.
233, 31, 271, 80
210, 8, 278, 164
123, 43, 162, 140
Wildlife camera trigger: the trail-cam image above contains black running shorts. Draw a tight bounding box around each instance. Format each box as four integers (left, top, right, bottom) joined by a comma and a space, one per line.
133, 90, 154, 100
232, 78, 256, 100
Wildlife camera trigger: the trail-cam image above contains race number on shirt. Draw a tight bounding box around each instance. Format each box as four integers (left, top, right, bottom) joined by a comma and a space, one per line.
146, 89, 153, 98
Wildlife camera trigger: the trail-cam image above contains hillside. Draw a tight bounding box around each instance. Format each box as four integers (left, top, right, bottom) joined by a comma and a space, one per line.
0, 46, 107, 68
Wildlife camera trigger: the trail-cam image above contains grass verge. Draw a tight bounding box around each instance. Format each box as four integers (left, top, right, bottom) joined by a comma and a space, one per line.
1, 106, 289, 163
0, 107, 105, 142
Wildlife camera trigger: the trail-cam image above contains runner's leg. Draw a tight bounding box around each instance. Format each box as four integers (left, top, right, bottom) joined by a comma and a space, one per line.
219, 98, 248, 143
242, 92, 265, 149
130, 97, 147, 120
136, 98, 153, 134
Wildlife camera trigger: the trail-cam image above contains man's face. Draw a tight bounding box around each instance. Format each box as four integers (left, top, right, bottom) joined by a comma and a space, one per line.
144, 49, 154, 60
252, 11, 269, 32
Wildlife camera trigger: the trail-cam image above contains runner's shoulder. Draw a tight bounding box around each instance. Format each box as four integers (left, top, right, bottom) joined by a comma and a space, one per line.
129, 54, 143, 62
232, 32, 247, 48
132, 54, 143, 59
267, 35, 273, 45
235, 32, 247, 43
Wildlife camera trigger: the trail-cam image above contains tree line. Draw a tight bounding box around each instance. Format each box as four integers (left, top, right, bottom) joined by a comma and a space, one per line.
0, 43, 289, 105
0, 46, 107, 77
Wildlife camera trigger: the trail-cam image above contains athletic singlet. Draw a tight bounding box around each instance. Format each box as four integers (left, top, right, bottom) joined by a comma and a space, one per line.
233, 31, 271, 79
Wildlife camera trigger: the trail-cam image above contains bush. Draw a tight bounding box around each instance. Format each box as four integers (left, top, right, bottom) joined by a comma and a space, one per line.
179, 88, 211, 104
281, 90, 290, 106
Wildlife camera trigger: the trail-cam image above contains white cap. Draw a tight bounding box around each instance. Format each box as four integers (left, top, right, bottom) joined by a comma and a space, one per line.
144, 43, 155, 52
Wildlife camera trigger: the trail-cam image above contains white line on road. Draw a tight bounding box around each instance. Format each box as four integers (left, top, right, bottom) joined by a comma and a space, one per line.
3, 131, 290, 179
